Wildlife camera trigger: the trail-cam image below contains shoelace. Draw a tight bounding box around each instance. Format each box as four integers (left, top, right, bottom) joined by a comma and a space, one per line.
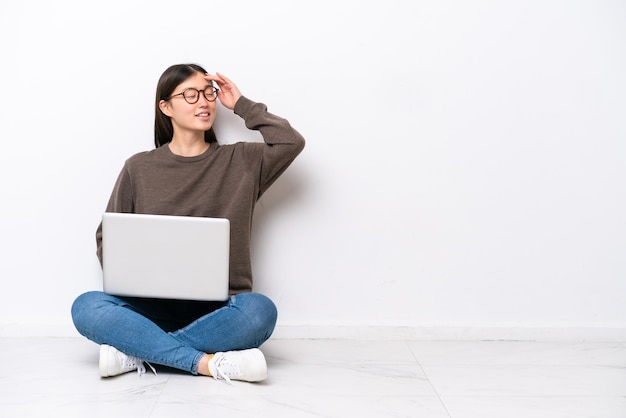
124, 355, 157, 377
211, 353, 240, 383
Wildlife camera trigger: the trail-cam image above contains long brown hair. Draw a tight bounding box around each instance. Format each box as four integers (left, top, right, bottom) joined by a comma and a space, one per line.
154, 64, 217, 148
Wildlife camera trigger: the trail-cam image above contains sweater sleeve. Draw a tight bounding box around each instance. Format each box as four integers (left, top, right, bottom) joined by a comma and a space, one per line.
95, 162, 136, 267
233, 96, 305, 197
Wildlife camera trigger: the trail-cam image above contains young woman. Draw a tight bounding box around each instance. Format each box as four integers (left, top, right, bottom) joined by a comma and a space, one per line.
71, 64, 305, 382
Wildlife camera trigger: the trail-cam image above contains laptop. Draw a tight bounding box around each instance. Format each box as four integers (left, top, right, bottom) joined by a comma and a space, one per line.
101, 212, 230, 301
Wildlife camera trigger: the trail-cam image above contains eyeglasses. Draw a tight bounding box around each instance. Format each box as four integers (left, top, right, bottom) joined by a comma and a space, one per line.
166, 86, 219, 104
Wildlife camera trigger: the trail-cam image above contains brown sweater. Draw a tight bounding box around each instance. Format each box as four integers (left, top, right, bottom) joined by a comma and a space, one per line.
96, 96, 305, 294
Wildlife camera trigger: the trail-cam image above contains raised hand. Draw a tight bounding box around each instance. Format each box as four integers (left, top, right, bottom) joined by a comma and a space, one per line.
204, 72, 242, 110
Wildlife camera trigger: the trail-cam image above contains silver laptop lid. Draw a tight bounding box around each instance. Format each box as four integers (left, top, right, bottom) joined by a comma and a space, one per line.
102, 213, 230, 301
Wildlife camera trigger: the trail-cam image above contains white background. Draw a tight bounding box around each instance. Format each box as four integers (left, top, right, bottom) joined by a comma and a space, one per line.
0, 0, 624, 338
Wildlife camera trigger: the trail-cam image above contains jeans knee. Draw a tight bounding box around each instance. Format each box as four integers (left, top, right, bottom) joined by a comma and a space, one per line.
252, 293, 278, 330
71, 291, 92, 324
235, 292, 277, 343
70, 291, 109, 335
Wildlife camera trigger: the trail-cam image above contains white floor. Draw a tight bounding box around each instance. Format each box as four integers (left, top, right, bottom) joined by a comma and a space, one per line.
0, 337, 624, 417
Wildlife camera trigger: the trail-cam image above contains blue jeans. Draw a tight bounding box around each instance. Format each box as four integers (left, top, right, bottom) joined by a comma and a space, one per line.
71, 291, 277, 375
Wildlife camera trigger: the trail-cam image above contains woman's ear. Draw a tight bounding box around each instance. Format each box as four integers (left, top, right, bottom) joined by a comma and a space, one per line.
159, 100, 172, 117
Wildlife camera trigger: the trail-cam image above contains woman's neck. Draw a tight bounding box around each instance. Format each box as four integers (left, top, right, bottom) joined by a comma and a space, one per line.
168, 133, 210, 157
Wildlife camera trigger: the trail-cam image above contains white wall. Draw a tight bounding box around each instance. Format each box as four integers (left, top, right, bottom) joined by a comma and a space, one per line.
0, 0, 624, 339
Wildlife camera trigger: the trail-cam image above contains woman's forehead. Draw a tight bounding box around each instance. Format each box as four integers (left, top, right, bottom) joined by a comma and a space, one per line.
178, 72, 210, 89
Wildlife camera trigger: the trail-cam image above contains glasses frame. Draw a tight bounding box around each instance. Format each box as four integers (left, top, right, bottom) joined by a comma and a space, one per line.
166, 86, 219, 104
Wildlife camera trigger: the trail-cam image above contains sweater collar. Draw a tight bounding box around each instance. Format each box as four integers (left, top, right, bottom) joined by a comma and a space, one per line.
161, 142, 218, 162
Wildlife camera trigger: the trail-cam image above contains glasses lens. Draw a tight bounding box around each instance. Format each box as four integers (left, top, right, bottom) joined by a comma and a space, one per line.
204, 87, 217, 101
183, 89, 200, 103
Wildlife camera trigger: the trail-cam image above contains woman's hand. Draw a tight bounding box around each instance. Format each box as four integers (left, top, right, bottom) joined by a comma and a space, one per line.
204, 72, 242, 110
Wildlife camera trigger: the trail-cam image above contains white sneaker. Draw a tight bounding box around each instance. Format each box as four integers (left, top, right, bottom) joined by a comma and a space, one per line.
208, 348, 267, 383
99, 345, 154, 377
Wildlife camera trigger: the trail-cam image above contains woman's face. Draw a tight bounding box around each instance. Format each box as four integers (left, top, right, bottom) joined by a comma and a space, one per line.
160, 71, 217, 136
